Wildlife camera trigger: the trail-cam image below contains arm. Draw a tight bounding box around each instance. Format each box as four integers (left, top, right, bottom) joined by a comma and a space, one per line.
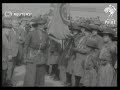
73, 46, 91, 54
24, 32, 32, 58
2, 29, 9, 48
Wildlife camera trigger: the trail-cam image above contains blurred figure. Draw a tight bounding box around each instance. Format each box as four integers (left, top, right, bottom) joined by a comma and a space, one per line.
82, 30, 100, 87
16, 20, 27, 65
47, 39, 61, 81
97, 29, 116, 87
24, 18, 48, 87
5, 18, 20, 86
72, 28, 91, 87
2, 17, 12, 86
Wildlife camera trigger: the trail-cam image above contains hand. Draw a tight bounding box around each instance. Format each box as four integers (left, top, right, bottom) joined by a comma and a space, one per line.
8, 55, 12, 60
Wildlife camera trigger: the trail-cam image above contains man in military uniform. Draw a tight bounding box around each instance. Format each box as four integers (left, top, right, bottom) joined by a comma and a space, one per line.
16, 19, 27, 65
2, 17, 12, 86
24, 18, 48, 87
6, 18, 21, 86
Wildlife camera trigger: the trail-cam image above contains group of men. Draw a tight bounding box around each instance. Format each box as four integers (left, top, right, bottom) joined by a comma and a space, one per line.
2, 14, 117, 87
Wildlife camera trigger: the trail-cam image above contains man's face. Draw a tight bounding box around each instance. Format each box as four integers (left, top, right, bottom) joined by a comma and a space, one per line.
38, 24, 44, 30
92, 30, 97, 35
100, 59, 108, 65
103, 35, 109, 42
85, 31, 90, 36
12, 20, 19, 29
73, 31, 78, 35
81, 28, 85, 33
21, 20, 26, 26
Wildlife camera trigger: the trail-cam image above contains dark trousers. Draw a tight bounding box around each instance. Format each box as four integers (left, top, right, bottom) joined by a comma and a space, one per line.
66, 72, 72, 84
75, 75, 81, 87
16, 49, 23, 66
7, 57, 16, 81
2, 70, 7, 86
46, 65, 49, 75
35, 64, 46, 86
51, 64, 60, 79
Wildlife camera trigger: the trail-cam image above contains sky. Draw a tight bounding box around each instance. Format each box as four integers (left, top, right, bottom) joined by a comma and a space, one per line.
2, 3, 117, 21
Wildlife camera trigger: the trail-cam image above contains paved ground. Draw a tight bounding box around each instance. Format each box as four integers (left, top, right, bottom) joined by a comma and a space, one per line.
12, 65, 64, 87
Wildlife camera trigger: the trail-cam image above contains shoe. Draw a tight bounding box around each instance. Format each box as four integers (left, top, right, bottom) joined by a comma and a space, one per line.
4, 82, 13, 87
53, 76, 60, 81
64, 82, 72, 87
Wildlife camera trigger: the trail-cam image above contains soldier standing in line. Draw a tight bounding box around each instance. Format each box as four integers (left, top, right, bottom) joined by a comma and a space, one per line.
65, 27, 83, 87
2, 17, 12, 86
97, 29, 116, 87
24, 18, 48, 87
5, 18, 20, 86
72, 26, 92, 87
16, 20, 27, 65
81, 28, 102, 87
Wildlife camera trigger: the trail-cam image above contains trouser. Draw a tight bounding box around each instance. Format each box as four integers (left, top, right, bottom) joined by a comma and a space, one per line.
16, 48, 23, 65
66, 72, 72, 84
7, 57, 16, 81
24, 63, 36, 87
46, 65, 49, 75
51, 64, 60, 79
35, 64, 46, 87
74, 75, 81, 87
2, 69, 7, 86
59, 66, 66, 83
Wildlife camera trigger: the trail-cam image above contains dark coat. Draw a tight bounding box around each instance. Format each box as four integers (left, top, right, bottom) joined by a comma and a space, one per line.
24, 29, 49, 65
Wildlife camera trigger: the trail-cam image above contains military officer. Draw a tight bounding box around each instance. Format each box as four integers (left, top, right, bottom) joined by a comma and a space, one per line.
2, 17, 12, 86
6, 18, 20, 86
24, 18, 48, 87
16, 21, 26, 65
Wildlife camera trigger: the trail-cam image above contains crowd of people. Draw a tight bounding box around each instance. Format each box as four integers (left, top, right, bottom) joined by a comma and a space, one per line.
2, 12, 117, 87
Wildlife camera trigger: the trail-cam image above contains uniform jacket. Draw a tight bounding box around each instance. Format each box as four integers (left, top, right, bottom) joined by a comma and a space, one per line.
2, 28, 10, 70
2, 28, 10, 59
24, 29, 49, 65
8, 28, 19, 57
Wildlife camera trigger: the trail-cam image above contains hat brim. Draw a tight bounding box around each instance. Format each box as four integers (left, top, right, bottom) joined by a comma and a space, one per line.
37, 23, 46, 25
87, 45, 99, 49
99, 32, 115, 37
